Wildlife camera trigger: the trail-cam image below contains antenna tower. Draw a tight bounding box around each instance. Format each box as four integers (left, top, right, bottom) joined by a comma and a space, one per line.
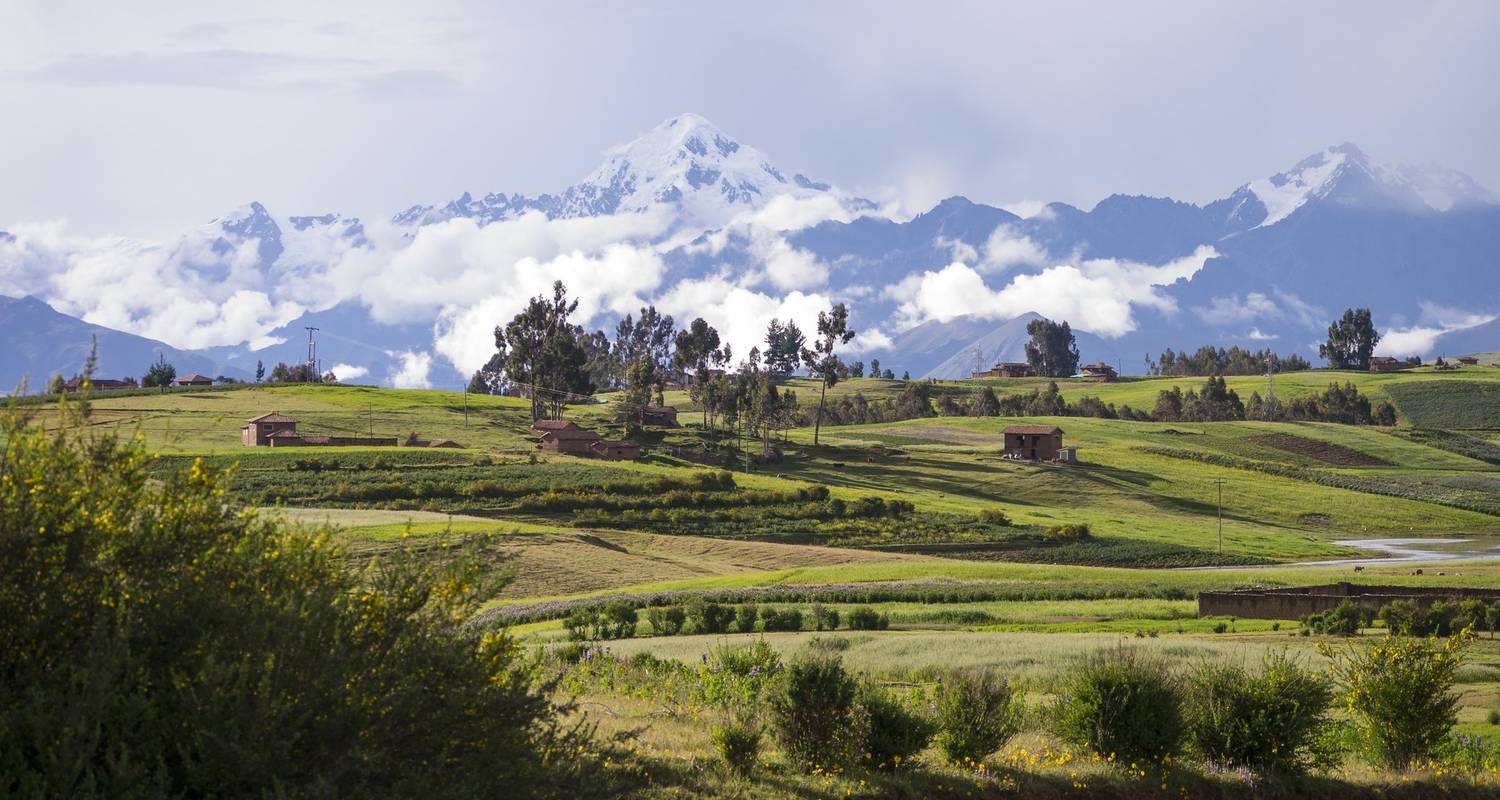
304, 327, 320, 378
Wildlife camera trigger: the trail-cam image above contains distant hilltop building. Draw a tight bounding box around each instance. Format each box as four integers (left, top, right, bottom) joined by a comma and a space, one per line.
61, 376, 133, 391
1077, 363, 1117, 382
175, 373, 214, 386
531, 418, 640, 460
241, 412, 397, 447
971, 362, 1035, 379
1367, 356, 1410, 372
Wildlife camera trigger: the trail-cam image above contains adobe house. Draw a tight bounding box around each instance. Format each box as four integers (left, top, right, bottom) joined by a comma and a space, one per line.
972, 362, 1035, 379
533, 419, 603, 455
62, 377, 132, 391
243, 412, 299, 446
1077, 363, 1117, 382
1457, 356, 1480, 366
1003, 424, 1064, 461
590, 439, 642, 461
1367, 356, 1409, 372
175, 373, 214, 386
637, 405, 680, 427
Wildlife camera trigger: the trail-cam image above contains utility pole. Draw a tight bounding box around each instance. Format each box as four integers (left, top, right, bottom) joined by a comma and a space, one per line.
463, 384, 469, 430
304, 327, 320, 380
1214, 477, 1226, 554
1265, 364, 1278, 421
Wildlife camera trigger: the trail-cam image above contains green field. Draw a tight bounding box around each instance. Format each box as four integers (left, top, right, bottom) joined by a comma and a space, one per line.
28, 372, 1500, 796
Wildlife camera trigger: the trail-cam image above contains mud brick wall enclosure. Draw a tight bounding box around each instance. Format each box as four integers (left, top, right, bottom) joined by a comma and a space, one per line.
1198, 583, 1500, 620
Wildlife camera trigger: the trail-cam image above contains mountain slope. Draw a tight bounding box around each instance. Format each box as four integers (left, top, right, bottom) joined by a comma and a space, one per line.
0, 295, 238, 389
918, 313, 1119, 380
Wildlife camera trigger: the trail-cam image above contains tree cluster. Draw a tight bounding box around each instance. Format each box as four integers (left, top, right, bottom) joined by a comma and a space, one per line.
1148, 346, 1311, 377
1320, 308, 1381, 370
1024, 318, 1081, 378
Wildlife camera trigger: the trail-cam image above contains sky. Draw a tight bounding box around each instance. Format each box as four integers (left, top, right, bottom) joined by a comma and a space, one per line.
3, 0, 1499, 237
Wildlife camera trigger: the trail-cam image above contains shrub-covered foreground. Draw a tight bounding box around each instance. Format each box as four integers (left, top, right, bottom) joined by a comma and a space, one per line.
0, 402, 607, 799
555, 635, 1500, 798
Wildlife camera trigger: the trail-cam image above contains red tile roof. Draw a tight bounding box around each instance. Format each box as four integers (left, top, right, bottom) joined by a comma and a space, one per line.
531, 419, 581, 431
246, 411, 298, 424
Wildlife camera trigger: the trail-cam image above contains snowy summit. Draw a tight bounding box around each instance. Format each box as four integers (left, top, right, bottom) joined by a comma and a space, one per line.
393, 113, 849, 231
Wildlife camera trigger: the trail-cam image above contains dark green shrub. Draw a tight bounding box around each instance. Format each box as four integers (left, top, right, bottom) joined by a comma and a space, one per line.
811, 604, 839, 631
735, 603, 760, 633
827, 497, 846, 516
1324, 633, 1467, 770
711, 722, 761, 775
603, 601, 638, 639
761, 608, 804, 632
847, 607, 889, 631
1056, 646, 1183, 765
690, 602, 735, 634
935, 668, 1023, 764
860, 682, 935, 770
1426, 601, 1461, 636
978, 508, 1011, 526
1457, 599, 1489, 636
564, 607, 600, 640
647, 606, 686, 636
1303, 600, 1366, 636
0, 405, 594, 798
1185, 653, 1334, 775
1044, 523, 1091, 542
768, 654, 862, 770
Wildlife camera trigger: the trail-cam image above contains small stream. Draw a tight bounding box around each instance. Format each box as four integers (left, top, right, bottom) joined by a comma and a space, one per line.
1308, 536, 1500, 567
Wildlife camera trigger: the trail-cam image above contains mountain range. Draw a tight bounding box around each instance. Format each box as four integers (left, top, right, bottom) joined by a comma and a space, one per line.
2, 114, 1497, 390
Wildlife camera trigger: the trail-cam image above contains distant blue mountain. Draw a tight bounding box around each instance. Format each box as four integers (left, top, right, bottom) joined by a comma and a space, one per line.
0, 295, 241, 389
4, 117, 1498, 387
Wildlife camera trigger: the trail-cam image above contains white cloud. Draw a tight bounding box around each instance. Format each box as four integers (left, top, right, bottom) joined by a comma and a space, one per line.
761, 237, 828, 291
1244, 327, 1277, 341
847, 326, 893, 354
386, 350, 432, 388
431, 242, 667, 374
328, 362, 369, 381
887, 246, 1217, 337
655, 276, 833, 368
1192, 288, 1324, 329
979, 225, 1048, 273
0, 218, 309, 349
1376, 302, 1497, 357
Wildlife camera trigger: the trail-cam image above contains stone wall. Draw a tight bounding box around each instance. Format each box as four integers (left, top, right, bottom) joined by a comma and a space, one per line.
1198, 582, 1500, 619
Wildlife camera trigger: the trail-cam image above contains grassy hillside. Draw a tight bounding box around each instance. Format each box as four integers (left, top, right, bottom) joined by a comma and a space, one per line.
33, 381, 1500, 570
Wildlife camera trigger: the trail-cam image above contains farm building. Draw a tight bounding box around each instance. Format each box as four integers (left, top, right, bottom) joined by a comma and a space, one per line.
1368, 357, 1410, 372
534, 419, 603, 454
1003, 424, 1064, 461
590, 439, 642, 461
637, 405, 680, 427
242, 411, 398, 447
175, 373, 214, 386
242, 411, 299, 446
62, 376, 132, 391
972, 362, 1035, 379
1458, 356, 1480, 366
1077, 363, 1117, 382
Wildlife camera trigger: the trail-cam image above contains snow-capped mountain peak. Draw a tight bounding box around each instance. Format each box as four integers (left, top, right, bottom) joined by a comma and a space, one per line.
392, 112, 849, 231
1238, 142, 1495, 228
